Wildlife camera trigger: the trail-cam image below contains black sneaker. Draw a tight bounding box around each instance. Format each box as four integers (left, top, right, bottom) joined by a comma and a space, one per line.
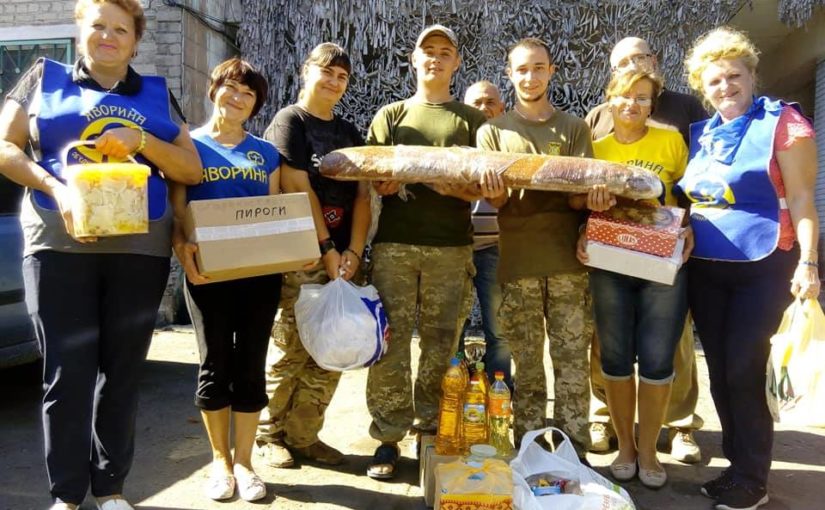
715, 483, 769, 510
701, 469, 735, 499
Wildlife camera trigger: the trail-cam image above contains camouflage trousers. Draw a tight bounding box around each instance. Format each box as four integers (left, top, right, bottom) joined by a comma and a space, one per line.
499, 273, 593, 455
366, 243, 474, 443
590, 314, 704, 429
256, 266, 341, 448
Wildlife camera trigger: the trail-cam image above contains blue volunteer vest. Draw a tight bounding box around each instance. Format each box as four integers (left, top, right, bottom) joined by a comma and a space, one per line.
676, 96, 793, 261
187, 128, 280, 202
34, 58, 180, 220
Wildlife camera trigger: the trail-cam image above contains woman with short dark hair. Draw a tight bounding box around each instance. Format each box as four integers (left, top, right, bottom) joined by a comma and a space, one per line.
171, 57, 281, 502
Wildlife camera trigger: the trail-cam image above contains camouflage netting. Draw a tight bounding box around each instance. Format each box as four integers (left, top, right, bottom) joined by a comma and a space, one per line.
239, 0, 742, 135
778, 0, 825, 26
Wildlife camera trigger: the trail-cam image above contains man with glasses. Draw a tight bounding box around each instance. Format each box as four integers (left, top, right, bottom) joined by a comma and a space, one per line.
586, 37, 707, 145
585, 36, 708, 464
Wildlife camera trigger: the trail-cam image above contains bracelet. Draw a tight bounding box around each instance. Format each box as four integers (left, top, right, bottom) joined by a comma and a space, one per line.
130, 126, 147, 155
344, 248, 362, 262
319, 238, 336, 256
799, 260, 818, 267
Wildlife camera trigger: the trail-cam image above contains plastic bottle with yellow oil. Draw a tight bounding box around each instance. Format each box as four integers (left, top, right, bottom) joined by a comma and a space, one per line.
435, 357, 465, 455
462, 378, 488, 448
488, 371, 513, 457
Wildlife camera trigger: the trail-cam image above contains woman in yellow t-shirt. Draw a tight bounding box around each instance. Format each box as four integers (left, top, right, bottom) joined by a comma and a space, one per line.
579, 70, 690, 489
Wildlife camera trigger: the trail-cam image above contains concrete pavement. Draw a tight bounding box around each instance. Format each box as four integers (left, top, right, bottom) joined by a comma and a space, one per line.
1, 327, 824, 509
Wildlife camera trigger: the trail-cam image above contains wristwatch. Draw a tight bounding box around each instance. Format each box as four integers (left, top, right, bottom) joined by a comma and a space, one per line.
319, 238, 336, 256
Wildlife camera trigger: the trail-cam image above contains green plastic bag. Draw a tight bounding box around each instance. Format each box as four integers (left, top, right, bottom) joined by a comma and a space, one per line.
766, 299, 825, 427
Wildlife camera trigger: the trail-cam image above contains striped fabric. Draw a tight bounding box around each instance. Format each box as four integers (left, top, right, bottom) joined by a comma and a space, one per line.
472, 199, 499, 250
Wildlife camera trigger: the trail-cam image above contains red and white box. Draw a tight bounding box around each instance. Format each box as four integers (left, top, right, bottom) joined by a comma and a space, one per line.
586, 205, 685, 257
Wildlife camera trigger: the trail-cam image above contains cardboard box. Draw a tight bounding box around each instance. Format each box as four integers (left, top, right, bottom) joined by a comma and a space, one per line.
183, 193, 319, 283
420, 435, 460, 507
585, 238, 684, 285
586, 205, 685, 257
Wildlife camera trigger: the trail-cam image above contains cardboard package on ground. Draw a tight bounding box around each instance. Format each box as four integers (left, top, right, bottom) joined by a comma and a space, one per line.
586, 205, 685, 257
183, 193, 319, 283
435, 458, 513, 510
420, 435, 460, 507
585, 238, 684, 285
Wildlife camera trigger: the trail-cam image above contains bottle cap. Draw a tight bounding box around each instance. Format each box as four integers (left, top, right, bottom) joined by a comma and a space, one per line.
450, 357, 459, 366
494, 371, 504, 378
476, 361, 485, 370
470, 444, 497, 459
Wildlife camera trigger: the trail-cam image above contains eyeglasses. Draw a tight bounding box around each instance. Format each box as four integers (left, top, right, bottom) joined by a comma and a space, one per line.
613, 53, 652, 71
614, 95, 653, 107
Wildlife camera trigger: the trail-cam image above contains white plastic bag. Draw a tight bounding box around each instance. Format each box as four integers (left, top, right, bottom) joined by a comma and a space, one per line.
511, 427, 635, 510
294, 278, 389, 371
767, 298, 825, 427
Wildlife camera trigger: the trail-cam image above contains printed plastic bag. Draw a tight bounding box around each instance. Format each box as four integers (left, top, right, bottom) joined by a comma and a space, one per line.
766, 298, 825, 427
511, 427, 635, 510
295, 278, 389, 371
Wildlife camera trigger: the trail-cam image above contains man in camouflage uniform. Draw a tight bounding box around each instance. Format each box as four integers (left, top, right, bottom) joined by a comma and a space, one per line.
364, 25, 489, 480
479, 38, 593, 457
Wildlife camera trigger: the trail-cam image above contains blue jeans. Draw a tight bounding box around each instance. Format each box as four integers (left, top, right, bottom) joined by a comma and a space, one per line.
461, 246, 512, 390
589, 268, 687, 384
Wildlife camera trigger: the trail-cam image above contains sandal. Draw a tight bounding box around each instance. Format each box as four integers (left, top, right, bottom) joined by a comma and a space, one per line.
366, 443, 400, 480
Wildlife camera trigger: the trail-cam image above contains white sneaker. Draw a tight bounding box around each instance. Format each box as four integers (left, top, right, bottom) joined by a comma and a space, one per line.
669, 428, 702, 463
49, 504, 77, 510
96, 497, 134, 510
204, 471, 236, 501
233, 465, 267, 502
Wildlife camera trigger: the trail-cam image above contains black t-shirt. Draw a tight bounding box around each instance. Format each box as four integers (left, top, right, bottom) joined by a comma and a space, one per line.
264, 105, 364, 249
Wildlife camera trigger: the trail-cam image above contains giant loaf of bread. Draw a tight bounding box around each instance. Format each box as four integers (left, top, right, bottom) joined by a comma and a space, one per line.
320, 145, 663, 200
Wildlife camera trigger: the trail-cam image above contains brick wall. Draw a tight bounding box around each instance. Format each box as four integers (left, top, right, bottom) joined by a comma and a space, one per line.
1, 0, 240, 325
0, 0, 239, 124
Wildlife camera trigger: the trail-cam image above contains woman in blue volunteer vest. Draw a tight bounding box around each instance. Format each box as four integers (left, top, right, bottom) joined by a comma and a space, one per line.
0, 1, 201, 509
170, 58, 282, 503
677, 27, 819, 510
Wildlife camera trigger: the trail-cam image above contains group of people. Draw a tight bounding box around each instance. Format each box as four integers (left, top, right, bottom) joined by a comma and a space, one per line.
0, 1, 819, 510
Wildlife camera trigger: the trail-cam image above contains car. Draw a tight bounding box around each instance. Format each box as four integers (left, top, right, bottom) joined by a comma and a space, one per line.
0, 174, 39, 369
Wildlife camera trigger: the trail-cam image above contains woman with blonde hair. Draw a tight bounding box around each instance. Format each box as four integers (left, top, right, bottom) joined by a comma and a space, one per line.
579, 69, 690, 489
0, 0, 201, 508
677, 26, 819, 510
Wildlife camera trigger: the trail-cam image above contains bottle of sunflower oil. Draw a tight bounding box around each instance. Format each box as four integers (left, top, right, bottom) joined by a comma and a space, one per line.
435, 358, 465, 455
462, 378, 488, 448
